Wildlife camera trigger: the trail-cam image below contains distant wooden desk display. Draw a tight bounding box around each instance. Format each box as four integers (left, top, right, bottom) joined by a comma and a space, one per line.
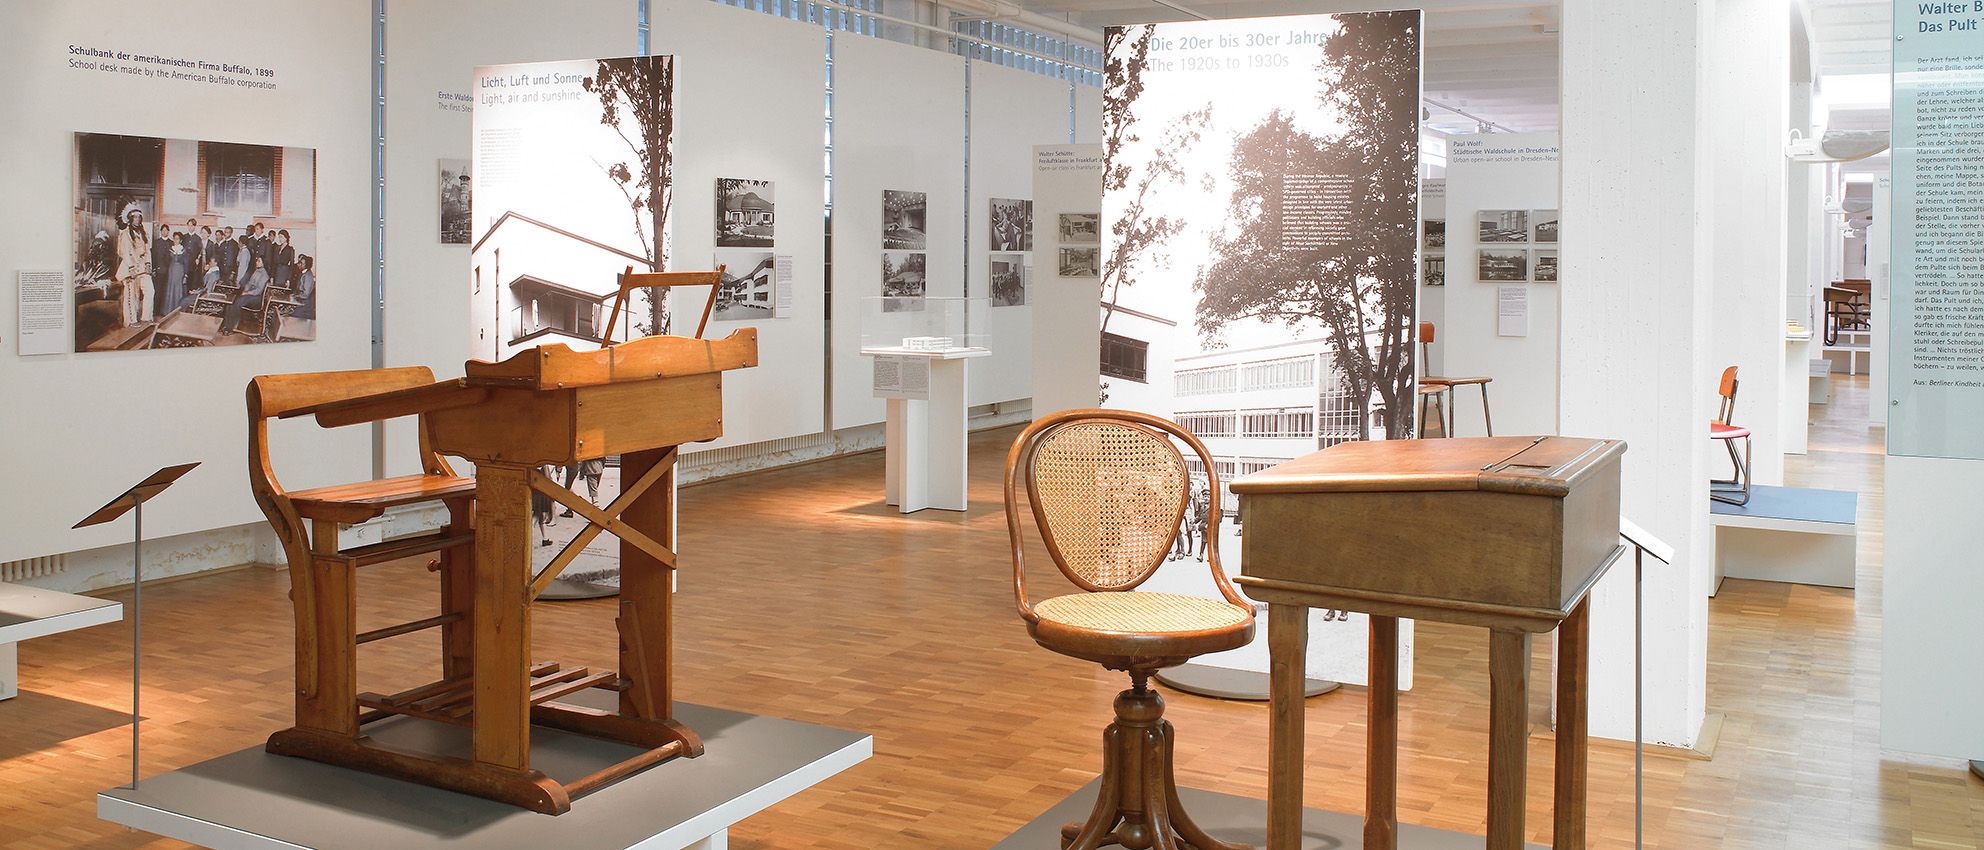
247, 327, 757, 814
1231, 436, 1625, 850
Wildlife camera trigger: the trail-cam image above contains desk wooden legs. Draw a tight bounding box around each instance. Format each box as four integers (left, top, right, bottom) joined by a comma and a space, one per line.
1553, 599, 1590, 850
1367, 615, 1400, 850
295, 518, 356, 736
471, 463, 533, 771
1488, 628, 1532, 850
1266, 604, 1309, 850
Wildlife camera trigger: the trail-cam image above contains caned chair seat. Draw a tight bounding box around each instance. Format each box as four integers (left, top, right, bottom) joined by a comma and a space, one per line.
1029, 591, 1255, 665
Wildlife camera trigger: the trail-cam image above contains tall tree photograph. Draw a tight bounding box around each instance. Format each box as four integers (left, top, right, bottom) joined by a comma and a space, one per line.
585, 55, 677, 335
1098, 12, 1422, 687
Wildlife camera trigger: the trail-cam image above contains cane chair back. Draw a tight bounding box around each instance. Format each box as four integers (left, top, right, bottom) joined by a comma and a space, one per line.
1005, 409, 1250, 619
1029, 420, 1188, 591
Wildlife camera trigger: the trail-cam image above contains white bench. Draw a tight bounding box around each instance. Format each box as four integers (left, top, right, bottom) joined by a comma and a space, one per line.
1710, 485, 1857, 592
0, 582, 124, 700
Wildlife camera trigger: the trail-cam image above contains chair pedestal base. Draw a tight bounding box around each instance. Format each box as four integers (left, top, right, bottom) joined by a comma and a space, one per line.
1060, 678, 1249, 850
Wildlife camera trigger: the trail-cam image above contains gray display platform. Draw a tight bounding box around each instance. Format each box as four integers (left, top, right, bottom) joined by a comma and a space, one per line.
1710, 484, 1858, 591
98, 691, 870, 850
995, 778, 1544, 849
0, 582, 123, 700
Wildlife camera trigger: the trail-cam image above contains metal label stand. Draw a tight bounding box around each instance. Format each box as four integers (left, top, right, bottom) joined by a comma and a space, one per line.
72, 462, 200, 790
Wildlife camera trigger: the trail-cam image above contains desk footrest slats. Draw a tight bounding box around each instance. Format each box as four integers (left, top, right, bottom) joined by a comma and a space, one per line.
355, 663, 619, 726
355, 613, 462, 645
563, 740, 684, 799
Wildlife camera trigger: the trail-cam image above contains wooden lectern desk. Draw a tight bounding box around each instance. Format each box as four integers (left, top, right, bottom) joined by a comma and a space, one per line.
1231, 436, 1625, 850
250, 329, 756, 814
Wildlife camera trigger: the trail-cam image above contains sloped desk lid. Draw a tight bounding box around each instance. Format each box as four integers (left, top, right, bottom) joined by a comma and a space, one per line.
1229, 436, 1625, 498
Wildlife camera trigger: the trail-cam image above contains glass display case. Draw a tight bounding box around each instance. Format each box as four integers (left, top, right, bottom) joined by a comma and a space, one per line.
859, 296, 991, 355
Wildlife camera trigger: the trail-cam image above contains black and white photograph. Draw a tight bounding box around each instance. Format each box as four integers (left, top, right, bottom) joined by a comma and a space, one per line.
440, 158, 471, 244
1423, 218, 1445, 249
989, 252, 1027, 306
71, 132, 320, 353
882, 251, 927, 298
883, 189, 928, 250
1532, 249, 1558, 283
1059, 212, 1100, 244
713, 252, 777, 320
1479, 247, 1528, 282
1058, 246, 1100, 277
1424, 253, 1446, 287
989, 197, 1032, 251
716, 177, 775, 247
1531, 208, 1559, 244
1477, 209, 1529, 243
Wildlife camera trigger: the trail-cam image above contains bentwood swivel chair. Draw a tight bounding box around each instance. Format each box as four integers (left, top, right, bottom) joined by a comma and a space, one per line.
1710, 366, 1752, 506
1004, 409, 1255, 850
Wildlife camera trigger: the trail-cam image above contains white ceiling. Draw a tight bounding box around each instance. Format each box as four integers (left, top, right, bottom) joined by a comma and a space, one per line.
1807, 0, 1891, 78
1002, 0, 1562, 135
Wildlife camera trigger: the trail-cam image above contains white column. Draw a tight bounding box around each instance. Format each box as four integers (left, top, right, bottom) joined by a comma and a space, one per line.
0, 642, 17, 701
1560, 0, 1714, 747
1783, 78, 1819, 453
1707, 0, 1791, 485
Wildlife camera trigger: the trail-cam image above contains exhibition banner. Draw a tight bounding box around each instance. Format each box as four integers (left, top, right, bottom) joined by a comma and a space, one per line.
1099, 12, 1422, 684
1890, 2, 1984, 459
472, 54, 680, 592
472, 55, 677, 363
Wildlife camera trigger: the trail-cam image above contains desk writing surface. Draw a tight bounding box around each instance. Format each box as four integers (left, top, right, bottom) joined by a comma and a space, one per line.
1229, 436, 1623, 498
1233, 436, 1624, 617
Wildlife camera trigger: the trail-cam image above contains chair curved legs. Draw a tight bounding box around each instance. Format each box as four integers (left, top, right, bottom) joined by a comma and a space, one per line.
1059, 674, 1251, 850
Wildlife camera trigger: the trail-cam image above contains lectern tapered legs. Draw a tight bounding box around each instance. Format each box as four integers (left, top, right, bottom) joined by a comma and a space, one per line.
1367, 615, 1400, 850
1554, 599, 1590, 850
1266, 603, 1308, 850
1488, 628, 1532, 850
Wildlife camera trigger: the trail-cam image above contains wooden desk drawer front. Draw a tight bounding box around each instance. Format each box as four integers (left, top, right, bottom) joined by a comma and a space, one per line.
425, 373, 725, 465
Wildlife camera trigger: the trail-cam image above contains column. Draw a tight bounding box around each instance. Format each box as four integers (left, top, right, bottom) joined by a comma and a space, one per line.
1559, 0, 1714, 748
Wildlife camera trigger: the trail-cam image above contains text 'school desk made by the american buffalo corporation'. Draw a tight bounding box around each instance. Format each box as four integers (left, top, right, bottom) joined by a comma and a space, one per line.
1231, 436, 1625, 850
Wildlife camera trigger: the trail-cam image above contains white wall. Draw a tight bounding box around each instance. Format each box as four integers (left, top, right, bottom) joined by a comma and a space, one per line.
653, 0, 829, 451
1561, 0, 1714, 747
381, 0, 636, 476
0, 1, 375, 566
1029, 144, 1104, 416
1882, 455, 1984, 759
1707, 0, 1789, 486
1440, 134, 1559, 438
965, 61, 1067, 409
827, 34, 967, 429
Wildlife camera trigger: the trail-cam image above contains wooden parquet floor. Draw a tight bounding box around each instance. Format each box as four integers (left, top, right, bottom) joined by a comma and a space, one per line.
3, 377, 1980, 848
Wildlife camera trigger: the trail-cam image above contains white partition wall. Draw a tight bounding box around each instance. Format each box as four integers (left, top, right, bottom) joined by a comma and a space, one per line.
966, 61, 1070, 409
828, 35, 967, 430
653, 0, 829, 450
383, 0, 635, 476
1561, 0, 1714, 748
1440, 134, 1560, 438
1029, 143, 1105, 417
0, 1, 375, 565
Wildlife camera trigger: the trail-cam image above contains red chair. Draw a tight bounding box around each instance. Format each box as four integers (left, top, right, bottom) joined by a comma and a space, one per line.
1710, 366, 1751, 506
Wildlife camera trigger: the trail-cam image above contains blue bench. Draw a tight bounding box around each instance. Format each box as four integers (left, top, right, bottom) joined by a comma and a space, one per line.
1710, 485, 1857, 591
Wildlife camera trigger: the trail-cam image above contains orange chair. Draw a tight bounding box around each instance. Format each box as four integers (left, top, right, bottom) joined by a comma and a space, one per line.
1710, 366, 1751, 506
1418, 322, 1495, 437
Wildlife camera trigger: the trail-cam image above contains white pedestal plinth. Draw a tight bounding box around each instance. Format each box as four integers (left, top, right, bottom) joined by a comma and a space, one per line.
97, 697, 871, 850
869, 347, 987, 514
0, 582, 124, 701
